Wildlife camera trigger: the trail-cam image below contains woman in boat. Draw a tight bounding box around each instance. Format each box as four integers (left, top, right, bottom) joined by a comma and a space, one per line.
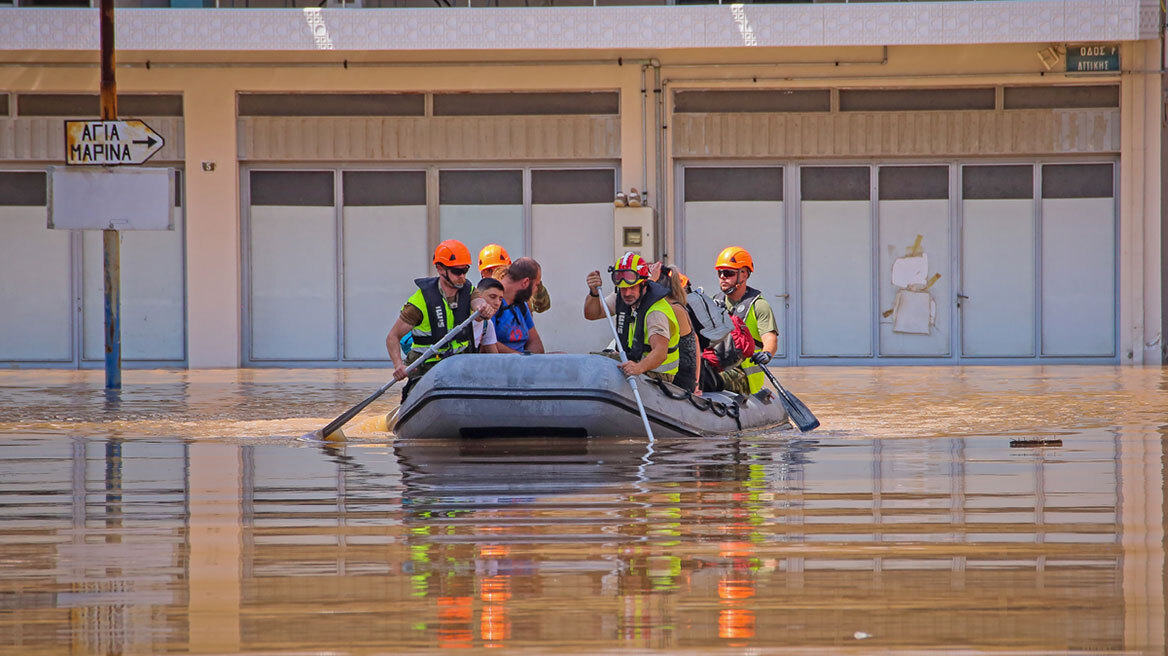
649, 263, 699, 393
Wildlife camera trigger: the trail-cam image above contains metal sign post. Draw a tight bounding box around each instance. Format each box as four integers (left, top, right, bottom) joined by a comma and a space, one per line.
100, 0, 120, 390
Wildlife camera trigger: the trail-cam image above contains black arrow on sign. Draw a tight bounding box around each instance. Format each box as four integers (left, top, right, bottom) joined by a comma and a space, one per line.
132, 136, 159, 148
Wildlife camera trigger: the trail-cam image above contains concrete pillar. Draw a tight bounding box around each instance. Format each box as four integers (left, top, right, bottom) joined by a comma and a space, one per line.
183, 77, 241, 368
187, 444, 243, 652
1119, 422, 1166, 653
1162, 40, 1168, 365
1119, 41, 1163, 365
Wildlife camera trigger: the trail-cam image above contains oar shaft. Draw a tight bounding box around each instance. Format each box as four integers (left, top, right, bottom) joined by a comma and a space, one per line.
626, 376, 653, 437
596, 289, 655, 439
318, 310, 481, 438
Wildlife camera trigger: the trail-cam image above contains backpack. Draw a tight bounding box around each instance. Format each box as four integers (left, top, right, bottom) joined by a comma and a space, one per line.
686, 286, 733, 344
702, 315, 756, 373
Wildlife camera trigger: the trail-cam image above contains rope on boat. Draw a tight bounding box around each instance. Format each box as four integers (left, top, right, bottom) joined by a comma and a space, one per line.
648, 376, 742, 431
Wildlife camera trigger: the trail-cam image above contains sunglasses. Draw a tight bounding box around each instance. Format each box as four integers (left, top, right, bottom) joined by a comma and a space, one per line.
443, 265, 470, 276
610, 269, 645, 285
716, 269, 739, 279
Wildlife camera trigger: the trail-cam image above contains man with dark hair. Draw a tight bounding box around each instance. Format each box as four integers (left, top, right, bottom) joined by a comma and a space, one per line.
493, 256, 545, 354
471, 277, 505, 354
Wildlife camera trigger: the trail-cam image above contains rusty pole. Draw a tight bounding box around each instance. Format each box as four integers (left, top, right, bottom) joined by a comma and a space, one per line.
100, 0, 121, 390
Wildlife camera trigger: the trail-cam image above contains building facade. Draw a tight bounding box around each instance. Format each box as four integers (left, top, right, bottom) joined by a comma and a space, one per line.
0, 1, 1164, 368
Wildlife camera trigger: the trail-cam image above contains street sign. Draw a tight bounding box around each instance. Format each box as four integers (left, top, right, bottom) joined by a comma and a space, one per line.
1066, 44, 1120, 73
48, 167, 175, 231
64, 119, 165, 166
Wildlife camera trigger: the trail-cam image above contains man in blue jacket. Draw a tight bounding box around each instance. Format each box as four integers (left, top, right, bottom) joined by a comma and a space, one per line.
492, 256, 545, 355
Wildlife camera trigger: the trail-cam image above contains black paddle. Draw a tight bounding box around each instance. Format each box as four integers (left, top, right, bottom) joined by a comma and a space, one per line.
306, 310, 481, 442
758, 363, 819, 432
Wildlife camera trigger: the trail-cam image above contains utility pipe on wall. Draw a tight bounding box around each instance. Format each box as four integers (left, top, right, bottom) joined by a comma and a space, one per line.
641, 62, 650, 198
654, 62, 665, 261
0, 50, 888, 69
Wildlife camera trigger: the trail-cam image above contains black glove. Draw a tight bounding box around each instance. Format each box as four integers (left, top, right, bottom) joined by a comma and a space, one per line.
751, 351, 772, 366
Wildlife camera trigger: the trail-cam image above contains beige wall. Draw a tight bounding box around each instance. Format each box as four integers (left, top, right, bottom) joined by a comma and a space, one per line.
184, 76, 241, 368
0, 42, 1160, 366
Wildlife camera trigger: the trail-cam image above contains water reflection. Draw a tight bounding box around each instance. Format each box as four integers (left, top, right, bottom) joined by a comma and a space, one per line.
0, 366, 1164, 653
0, 429, 1159, 653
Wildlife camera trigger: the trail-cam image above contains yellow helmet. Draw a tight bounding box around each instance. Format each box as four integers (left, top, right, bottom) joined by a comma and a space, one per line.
477, 244, 512, 273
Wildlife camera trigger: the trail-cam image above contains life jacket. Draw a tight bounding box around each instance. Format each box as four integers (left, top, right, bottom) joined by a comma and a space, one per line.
406, 276, 474, 363
716, 286, 767, 393
493, 301, 533, 353
614, 281, 679, 376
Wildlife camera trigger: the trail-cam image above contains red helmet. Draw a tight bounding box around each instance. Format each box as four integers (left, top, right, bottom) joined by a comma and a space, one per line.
610, 251, 649, 288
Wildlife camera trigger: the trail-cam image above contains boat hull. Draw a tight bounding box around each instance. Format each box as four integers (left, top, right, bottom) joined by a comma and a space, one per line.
393, 353, 789, 439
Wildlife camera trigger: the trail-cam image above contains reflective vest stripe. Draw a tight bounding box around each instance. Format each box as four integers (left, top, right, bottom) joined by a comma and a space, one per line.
720, 287, 769, 394
646, 297, 680, 375
406, 281, 472, 363
615, 282, 680, 376
741, 300, 766, 394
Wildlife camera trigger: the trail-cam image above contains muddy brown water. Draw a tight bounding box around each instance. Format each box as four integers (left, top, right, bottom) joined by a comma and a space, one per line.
0, 366, 1164, 654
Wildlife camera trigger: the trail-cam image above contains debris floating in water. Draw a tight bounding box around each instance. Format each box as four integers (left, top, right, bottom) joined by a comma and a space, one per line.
1009, 438, 1062, 448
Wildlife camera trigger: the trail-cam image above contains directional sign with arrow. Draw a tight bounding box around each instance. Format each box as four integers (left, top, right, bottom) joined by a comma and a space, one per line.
65, 119, 165, 166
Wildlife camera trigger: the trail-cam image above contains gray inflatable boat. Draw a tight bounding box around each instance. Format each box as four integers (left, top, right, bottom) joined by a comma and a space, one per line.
393, 353, 789, 439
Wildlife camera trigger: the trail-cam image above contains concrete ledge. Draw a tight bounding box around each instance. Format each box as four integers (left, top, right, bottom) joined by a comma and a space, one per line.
0, 0, 1159, 52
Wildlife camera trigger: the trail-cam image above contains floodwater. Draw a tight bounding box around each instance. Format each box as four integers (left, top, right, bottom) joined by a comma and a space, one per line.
0, 366, 1164, 654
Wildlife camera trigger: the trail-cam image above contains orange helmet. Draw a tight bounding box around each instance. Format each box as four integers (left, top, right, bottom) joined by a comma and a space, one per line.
433, 239, 472, 268
662, 264, 689, 290
610, 251, 649, 288
715, 246, 754, 272
478, 244, 512, 273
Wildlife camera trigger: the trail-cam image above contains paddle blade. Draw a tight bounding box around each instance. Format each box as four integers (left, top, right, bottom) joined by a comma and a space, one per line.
777, 387, 819, 432
301, 428, 347, 442
761, 366, 820, 432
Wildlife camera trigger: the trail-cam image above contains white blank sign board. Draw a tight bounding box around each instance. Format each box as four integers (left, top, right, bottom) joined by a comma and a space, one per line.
48, 167, 174, 231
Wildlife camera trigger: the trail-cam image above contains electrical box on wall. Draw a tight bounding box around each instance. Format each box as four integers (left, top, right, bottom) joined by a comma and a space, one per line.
614, 206, 655, 261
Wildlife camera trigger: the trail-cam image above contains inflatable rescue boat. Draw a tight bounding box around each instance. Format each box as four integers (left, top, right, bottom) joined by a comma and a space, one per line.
392, 353, 789, 439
